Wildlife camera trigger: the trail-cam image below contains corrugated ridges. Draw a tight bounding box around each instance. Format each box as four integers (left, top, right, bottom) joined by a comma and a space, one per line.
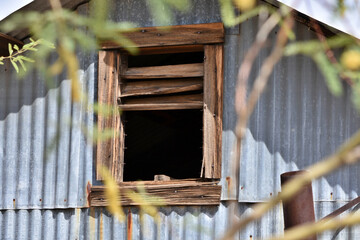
236, 17, 360, 202
0, 203, 359, 239
0, 56, 94, 209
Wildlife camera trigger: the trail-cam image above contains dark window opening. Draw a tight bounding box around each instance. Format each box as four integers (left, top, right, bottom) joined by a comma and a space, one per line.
128, 51, 204, 68
123, 110, 203, 181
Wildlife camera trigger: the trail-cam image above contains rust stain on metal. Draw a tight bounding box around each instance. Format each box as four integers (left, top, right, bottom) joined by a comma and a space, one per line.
87, 181, 92, 207
100, 208, 103, 240
90, 207, 96, 240
330, 192, 333, 200
127, 208, 132, 240
226, 176, 231, 197
281, 171, 316, 240
13, 199, 15, 209
250, 235, 253, 240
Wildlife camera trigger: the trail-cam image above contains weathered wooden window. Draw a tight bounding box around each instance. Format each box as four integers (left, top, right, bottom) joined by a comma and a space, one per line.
91, 23, 224, 206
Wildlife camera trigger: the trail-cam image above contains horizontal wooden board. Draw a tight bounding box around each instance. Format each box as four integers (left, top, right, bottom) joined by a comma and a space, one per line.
132, 44, 204, 55
121, 78, 203, 97
119, 93, 203, 110
101, 23, 224, 49
122, 63, 203, 79
90, 181, 221, 206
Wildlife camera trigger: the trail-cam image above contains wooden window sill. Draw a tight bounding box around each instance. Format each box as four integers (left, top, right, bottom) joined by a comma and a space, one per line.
90, 179, 221, 206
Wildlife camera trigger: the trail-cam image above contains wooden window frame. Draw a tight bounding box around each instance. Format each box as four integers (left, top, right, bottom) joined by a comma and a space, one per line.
91, 23, 224, 206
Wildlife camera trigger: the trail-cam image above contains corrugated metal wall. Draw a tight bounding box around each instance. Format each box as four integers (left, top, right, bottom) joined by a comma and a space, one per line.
0, 50, 95, 209
1, 203, 359, 239
236, 17, 360, 202
1, 0, 360, 239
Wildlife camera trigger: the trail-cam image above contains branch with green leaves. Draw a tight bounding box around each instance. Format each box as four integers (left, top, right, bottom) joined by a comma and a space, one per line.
0, 38, 53, 73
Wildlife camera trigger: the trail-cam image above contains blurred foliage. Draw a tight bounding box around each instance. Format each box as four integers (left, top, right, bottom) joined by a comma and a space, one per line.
233, 0, 256, 11
99, 167, 164, 224
99, 166, 125, 222
285, 35, 360, 108
126, 184, 164, 224
1, 0, 360, 236
147, 0, 191, 25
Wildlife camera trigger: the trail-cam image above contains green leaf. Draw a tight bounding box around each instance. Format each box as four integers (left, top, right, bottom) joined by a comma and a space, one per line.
19, 55, 35, 63
10, 59, 19, 73
18, 58, 26, 71
219, 0, 237, 26
13, 44, 19, 51
8, 43, 13, 55
313, 51, 343, 96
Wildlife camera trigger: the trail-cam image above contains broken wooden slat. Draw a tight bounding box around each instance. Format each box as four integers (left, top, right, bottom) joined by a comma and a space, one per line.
122, 63, 203, 79
120, 93, 203, 111
101, 23, 224, 49
121, 78, 203, 97
202, 44, 223, 179
90, 181, 221, 206
97, 50, 124, 182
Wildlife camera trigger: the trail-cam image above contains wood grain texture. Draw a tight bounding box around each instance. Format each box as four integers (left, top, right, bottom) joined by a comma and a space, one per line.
101, 23, 224, 49
97, 50, 124, 182
119, 93, 203, 111
90, 180, 221, 206
134, 45, 204, 55
121, 78, 203, 97
122, 63, 204, 79
202, 44, 223, 179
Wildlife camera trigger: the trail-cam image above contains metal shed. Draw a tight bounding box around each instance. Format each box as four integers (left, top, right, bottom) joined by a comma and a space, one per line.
0, 0, 360, 239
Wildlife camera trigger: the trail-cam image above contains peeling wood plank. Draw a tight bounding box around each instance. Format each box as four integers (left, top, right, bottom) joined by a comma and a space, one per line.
97, 50, 123, 182
202, 44, 223, 179
101, 23, 224, 49
90, 181, 221, 206
120, 93, 203, 111
122, 63, 204, 79
121, 78, 203, 97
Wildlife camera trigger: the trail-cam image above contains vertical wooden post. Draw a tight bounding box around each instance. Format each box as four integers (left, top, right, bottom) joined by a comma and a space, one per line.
97, 50, 124, 182
202, 44, 223, 179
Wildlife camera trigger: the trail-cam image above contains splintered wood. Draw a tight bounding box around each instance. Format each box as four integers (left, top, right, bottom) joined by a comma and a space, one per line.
119, 93, 203, 111
202, 45, 223, 179
91, 180, 221, 206
121, 78, 203, 97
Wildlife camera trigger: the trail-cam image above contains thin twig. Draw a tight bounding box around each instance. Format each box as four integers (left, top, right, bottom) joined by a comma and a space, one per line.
225, 10, 294, 239
311, 20, 353, 86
